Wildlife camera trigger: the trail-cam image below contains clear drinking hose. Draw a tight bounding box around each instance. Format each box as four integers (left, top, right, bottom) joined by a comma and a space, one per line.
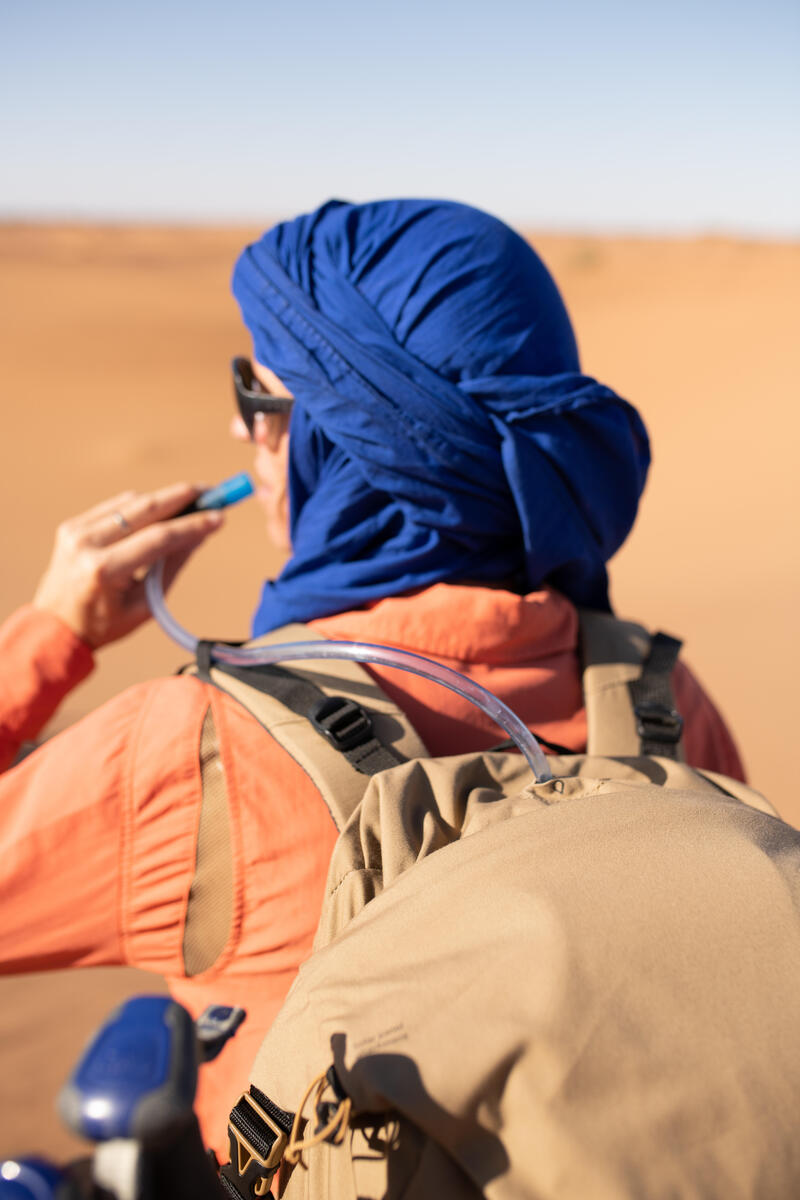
145, 560, 552, 782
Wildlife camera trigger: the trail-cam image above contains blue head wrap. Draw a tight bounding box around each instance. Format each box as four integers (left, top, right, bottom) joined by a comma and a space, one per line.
232, 200, 650, 634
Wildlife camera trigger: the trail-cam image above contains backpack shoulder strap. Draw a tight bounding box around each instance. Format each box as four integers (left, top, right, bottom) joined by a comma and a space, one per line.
578, 609, 685, 760
184, 623, 429, 832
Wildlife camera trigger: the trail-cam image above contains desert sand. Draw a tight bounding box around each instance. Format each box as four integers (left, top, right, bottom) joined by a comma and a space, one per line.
0, 225, 797, 1158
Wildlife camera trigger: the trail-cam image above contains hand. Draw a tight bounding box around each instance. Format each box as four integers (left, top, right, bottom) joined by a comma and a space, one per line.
32, 482, 225, 650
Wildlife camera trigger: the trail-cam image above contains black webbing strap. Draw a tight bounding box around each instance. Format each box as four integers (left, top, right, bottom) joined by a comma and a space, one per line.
195, 639, 215, 682
220, 1085, 295, 1198
193, 650, 407, 777
628, 632, 684, 759
192, 639, 247, 683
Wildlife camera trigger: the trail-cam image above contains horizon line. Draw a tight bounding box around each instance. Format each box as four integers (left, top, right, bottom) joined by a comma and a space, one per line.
1, 213, 798, 246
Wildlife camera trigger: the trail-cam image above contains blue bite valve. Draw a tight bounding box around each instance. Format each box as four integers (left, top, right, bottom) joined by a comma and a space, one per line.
187, 472, 254, 514
0, 1159, 67, 1200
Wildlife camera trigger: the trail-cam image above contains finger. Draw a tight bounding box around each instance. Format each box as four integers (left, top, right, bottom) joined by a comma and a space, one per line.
105, 579, 158, 638
118, 519, 223, 630
106, 544, 198, 634
66, 490, 139, 530
89, 481, 208, 547
160, 544, 197, 593
99, 510, 224, 580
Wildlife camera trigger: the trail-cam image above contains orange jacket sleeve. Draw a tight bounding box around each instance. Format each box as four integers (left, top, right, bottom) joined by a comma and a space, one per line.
0, 674, 210, 975
0, 607, 211, 975
0, 606, 94, 773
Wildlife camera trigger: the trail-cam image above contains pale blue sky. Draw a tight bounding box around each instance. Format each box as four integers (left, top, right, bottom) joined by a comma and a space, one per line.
2, 0, 798, 233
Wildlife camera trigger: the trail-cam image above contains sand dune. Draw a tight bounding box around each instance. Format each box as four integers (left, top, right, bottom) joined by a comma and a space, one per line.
0, 224, 797, 1158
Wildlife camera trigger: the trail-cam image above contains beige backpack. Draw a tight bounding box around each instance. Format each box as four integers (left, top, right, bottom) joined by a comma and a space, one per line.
192, 616, 800, 1200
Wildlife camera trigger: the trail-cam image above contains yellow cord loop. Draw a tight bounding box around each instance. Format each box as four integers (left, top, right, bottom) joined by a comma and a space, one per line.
285, 1069, 353, 1168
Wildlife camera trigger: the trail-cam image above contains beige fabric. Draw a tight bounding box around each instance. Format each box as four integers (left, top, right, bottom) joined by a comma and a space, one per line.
276, 1123, 482, 1199
250, 755, 800, 1199
312, 752, 777, 948
183, 619, 799, 1195
186, 623, 428, 833
578, 609, 683, 759
694, 766, 773, 809
182, 706, 233, 976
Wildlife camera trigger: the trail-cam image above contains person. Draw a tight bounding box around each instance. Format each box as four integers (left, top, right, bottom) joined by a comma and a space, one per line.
0, 199, 744, 1159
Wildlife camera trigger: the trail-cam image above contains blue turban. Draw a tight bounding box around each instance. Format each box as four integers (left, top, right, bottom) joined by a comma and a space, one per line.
232, 200, 650, 635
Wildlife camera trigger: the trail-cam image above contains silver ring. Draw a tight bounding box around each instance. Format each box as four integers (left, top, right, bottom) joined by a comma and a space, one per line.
111, 510, 131, 532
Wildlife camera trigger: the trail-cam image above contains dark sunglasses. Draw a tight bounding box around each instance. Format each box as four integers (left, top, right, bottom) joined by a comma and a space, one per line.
232, 356, 294, 437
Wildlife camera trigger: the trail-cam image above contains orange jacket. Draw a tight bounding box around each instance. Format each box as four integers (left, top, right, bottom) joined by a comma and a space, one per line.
0, 588, 744, 1156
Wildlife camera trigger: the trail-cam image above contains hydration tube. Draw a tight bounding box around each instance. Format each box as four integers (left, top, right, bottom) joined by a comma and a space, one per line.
147, 491, 552, 781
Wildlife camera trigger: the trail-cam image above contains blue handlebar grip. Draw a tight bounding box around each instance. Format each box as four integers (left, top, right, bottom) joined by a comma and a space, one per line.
0, 1159, 66, 1199
58, 996, 197, 1146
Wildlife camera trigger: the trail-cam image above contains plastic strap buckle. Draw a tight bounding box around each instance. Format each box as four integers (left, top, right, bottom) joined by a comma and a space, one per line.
221, 1092, 288, 1199
195, 1004, 246, 1063
634, 702, 684, 745
309, 695, 374, 752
